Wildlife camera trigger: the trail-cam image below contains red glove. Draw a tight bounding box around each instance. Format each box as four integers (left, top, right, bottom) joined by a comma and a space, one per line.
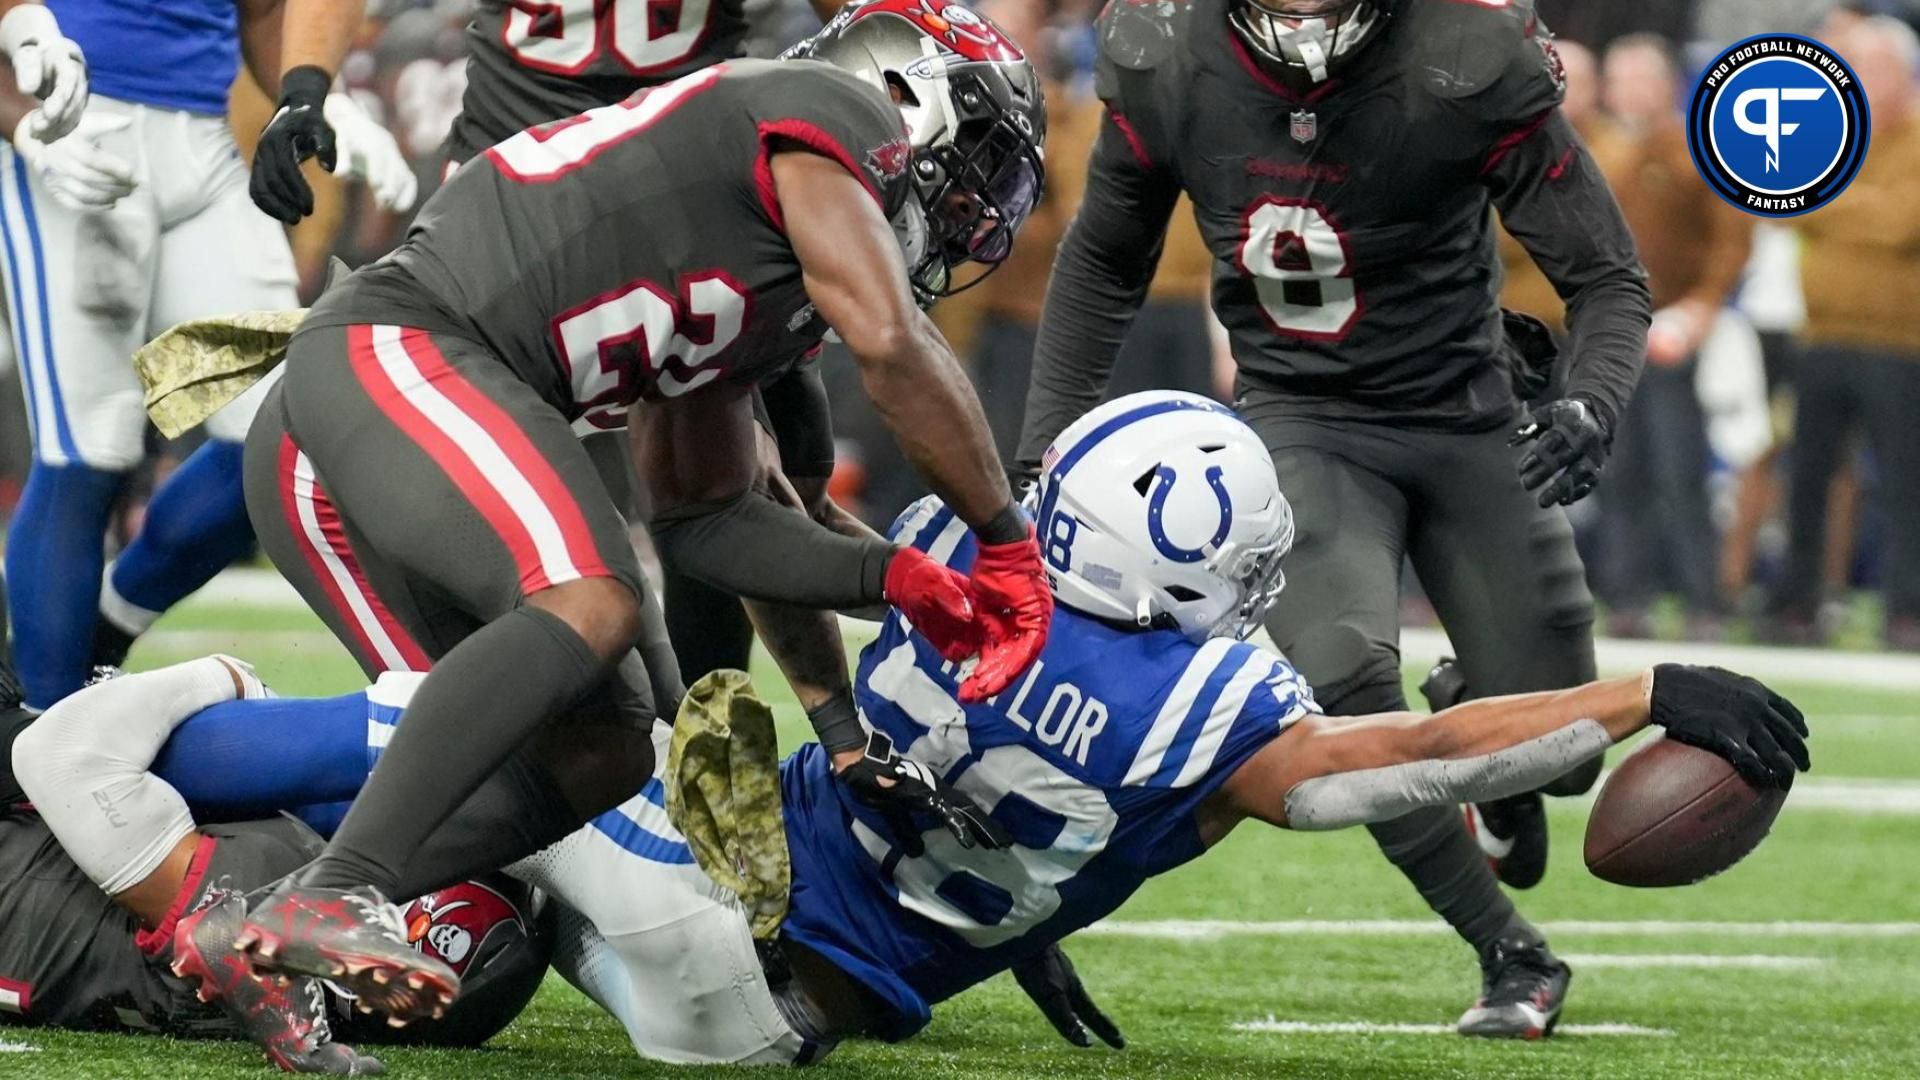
885, 546, 982, 662
960, 527, 1052, 703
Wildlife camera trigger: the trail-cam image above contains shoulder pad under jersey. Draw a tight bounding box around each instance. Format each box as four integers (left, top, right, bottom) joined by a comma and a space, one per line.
1401, 0, 1559, 105
1098, 0, 1196, 74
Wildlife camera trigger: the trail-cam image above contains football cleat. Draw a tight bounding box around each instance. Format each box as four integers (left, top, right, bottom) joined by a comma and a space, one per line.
235, 881, 460, 1025
1463, 793, 1548, 890
1456, 932, 1571, 1040
172, 892, 385, 1074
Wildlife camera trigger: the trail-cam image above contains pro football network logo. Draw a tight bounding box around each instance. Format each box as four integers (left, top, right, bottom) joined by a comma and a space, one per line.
1687, 34, 1870, 218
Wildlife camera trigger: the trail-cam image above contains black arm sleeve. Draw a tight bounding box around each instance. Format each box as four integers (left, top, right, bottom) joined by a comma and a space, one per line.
1015, 113, 1184, 475
1486, 110, 1652, 435
649, 489, 893, 608
0, 709, 31, 805
760, 364, 836, 480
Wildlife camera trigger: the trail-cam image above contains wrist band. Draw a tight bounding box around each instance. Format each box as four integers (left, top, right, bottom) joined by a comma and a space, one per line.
806, 693, 866, 755
975, 502, 1028, 547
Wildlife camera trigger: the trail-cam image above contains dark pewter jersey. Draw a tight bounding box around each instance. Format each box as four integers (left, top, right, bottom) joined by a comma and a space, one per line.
307, 59, 913, 432
451, 0, 750, 159
1083, 0, 1601, 430
0, 814, 225, 1034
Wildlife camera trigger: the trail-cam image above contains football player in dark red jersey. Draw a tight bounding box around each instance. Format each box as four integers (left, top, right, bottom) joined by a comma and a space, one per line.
1017, 0, 1653, 1038
211, 3, 1053, 1024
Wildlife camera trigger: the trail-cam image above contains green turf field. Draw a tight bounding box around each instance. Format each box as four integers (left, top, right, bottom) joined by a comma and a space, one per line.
5, 595, 1917, 1079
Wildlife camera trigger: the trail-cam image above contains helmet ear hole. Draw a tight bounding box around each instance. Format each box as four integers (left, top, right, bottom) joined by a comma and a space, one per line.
883, 71, 920, 107
1132, 469, 1158, 496
1165, 586, 1206, 602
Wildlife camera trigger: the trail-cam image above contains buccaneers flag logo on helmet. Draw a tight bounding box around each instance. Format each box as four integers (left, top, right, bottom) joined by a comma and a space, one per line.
402, 879, 527, 977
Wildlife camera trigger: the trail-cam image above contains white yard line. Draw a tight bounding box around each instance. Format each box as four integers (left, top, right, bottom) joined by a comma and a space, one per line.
1086, 919, 1920, 941
1559, 954, 1828, 970
1232, 1018, 1673, 1037
0, 1041, 37, 1052
172, 570, 1920, 690
1396, 626, 1920, 691
1557, 774, 1920, 816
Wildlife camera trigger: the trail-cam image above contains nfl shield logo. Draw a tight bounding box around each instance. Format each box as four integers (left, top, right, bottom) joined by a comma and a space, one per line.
1290, 109, 1318, 144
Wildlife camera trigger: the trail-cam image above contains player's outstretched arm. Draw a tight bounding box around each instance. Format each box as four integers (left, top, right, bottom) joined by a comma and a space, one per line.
775, 148, 1050, 701
1015, 113, 1182, 482
1220, 668, 1808, 833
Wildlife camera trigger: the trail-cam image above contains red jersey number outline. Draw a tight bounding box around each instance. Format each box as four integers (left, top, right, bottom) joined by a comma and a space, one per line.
1234, 195, 1363, 343
551, 270, 754, 429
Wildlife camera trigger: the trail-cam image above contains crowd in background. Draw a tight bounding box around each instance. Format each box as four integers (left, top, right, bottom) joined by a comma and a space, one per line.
1, 0, 1915, 651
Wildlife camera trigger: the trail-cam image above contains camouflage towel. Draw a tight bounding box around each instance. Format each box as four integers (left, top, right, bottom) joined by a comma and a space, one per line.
133, 309, 308, 438
668, 669, 791, 940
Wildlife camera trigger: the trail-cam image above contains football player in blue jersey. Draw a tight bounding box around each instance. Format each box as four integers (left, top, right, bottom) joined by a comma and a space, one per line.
0, 0, 415, 716
9, 393, 1807, 1060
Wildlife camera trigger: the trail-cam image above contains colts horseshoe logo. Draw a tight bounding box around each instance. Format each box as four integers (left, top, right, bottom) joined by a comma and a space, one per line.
1147, 465, 1231, 564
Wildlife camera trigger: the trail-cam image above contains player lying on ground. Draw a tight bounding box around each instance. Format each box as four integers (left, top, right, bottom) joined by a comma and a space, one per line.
0, 665, 548, 1074
207, 1, 1054, 1021
14, 393, 1809, 1064
0, 659, 1112, 1071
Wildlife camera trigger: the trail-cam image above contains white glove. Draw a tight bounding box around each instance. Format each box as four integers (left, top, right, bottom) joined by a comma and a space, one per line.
0, 5, 89, 142
12, 110, 134, 210
323, 92, 418, 213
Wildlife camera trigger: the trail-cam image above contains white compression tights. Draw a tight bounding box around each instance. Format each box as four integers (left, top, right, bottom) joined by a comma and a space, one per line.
11, 656, 264, 894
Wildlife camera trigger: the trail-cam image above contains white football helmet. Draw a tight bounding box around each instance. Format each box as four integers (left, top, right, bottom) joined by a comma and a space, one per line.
1031, 392, 1295, 642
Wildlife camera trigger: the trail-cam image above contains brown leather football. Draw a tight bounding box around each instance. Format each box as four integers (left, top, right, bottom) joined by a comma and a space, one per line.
1584, 734, 1788, 887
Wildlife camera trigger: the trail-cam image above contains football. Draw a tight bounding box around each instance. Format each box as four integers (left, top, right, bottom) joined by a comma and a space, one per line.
1584, 734, 1789, 887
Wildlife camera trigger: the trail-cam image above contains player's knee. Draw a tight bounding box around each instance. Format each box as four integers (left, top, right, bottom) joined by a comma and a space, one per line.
11, 700, 118, 804
1285, 622, 1406, 716
527, 576, 644, 662
1528, 516, 1596, 631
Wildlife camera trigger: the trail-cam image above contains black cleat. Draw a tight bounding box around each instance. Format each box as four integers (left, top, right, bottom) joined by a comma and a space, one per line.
235, 881, 459, 1025
1464, 792, 1549, 890
172, 892, 384, 1074
1456, 932, 1571, 1039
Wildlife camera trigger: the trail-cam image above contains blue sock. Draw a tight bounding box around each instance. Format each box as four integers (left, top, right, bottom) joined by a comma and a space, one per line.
7, 461, 124, 709
103, 440, 255, 631
151, 691, 373, 819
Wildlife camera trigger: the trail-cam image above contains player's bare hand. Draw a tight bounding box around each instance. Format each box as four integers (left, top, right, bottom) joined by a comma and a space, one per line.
1512, 397, 1609, 508
839, 731, 1010, 856
1649, 665, 1810, 791
0, 4, 88, 142
885, 546, 982, 662
1013, 944, 1126, 1050
960, 528, 1051, 703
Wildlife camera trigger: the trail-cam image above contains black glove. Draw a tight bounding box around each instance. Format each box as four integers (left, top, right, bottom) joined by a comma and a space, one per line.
838, 730, 1011, 857
1511, 397, 1609, 508
1648, 664, 1810, 790
1012, 944, 1125, 1049
251, 65, 336, 224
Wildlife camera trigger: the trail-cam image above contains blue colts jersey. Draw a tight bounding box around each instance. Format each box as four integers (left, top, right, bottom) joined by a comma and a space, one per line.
779, 498, 1320, 1037
50, 0, 239, 116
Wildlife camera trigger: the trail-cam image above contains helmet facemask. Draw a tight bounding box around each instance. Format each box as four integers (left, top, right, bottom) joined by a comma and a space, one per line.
894, 65, 1044, 303
1229, 0, 1391, 86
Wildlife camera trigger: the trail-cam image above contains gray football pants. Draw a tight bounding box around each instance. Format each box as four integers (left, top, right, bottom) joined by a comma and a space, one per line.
1246, 399, 1602, 953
